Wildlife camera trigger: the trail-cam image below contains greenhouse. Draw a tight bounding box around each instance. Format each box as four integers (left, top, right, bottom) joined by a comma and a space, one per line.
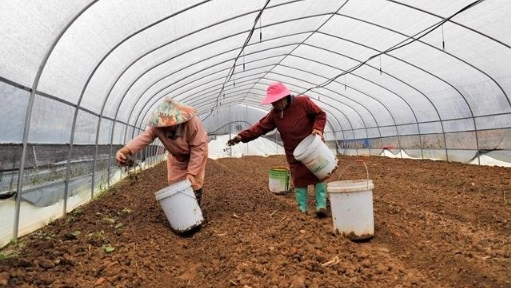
0, 1, 510, 287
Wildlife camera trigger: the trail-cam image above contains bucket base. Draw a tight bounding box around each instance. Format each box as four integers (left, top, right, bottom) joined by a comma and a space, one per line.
336, 229, 373, 241
173, 222, 203, 235
271, 190, 290, 195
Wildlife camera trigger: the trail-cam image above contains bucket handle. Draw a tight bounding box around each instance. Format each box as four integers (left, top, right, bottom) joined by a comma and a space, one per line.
336, 159, 371, 190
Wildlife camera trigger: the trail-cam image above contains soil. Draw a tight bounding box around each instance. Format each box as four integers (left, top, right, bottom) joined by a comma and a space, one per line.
0, 155, 510, 288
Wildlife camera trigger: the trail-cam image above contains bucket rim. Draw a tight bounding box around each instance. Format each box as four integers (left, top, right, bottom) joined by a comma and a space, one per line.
268, 165, 289, 171
327, 179, 374, 193
292, 134, 319, 160
155, 179, 192, 201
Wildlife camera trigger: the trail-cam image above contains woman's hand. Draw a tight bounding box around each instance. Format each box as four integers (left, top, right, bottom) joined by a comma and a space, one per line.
115, 147, 132, 166
312, 129, 325, 141
186, 174, 197, 187
227, 135, 241, 146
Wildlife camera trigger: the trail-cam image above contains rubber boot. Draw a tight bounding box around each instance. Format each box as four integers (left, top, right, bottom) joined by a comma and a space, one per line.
294, 187, 308, 213
314, 182, 327, 218
194, 188, 203, 205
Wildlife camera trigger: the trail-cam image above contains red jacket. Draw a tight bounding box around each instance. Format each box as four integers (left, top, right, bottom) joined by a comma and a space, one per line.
238, 96, 326, 187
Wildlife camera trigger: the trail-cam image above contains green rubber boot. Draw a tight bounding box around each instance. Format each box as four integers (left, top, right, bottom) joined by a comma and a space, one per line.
294, 187, 308, 213
314, 182, 327, 218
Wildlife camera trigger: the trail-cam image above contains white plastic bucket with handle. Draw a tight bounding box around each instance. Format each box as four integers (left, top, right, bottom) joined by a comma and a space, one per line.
293, 134, 338, 180
327, 160, 374, 241
154, 179, 204, 233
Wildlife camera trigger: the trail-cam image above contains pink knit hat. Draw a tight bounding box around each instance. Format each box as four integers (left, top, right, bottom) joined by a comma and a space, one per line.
261, 82, 290, 105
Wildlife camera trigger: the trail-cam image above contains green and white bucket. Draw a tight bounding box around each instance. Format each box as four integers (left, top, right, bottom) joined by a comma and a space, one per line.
268, 166, 290, 194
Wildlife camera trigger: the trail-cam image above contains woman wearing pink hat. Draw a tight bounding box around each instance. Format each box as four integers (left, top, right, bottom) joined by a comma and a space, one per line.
227, 82, 328, 217
116, 98, 208, 204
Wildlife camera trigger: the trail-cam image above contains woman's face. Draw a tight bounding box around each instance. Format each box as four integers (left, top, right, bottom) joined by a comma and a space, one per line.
163, 125, 178, 139
164, 125, 177, 133
271, 97, 288, 111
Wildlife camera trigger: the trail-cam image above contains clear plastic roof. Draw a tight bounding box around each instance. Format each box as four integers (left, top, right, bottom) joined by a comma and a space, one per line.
0, 0, 510, 145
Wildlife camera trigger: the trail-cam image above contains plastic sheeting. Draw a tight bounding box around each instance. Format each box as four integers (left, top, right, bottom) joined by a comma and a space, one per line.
0, 0, 510, 245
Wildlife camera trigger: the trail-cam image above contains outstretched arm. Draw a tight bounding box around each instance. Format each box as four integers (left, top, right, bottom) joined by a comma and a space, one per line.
227, 112, 276, 146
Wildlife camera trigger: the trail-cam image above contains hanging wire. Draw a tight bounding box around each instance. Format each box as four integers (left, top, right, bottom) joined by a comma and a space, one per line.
259, 14, 263, 42
206, 0, 271, 122
379, 55, 382, 75
442, 24, 445, 50
301, 0, 484, 95
243, 50, 246, 71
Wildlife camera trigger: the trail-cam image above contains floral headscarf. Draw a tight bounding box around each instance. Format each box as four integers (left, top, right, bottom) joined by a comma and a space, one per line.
146, 98, 197, 127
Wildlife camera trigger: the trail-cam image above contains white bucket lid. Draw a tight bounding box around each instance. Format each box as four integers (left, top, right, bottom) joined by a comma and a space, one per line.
327, 179, 374, 193
155, 179, 192, 201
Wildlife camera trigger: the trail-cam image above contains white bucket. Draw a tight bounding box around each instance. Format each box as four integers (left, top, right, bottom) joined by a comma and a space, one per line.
154, 179, 204, 233
293, 134, 338, 180
327, 179, 374, 240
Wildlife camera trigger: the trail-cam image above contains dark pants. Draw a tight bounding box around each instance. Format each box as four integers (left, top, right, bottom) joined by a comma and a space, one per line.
194, 188, 203, 205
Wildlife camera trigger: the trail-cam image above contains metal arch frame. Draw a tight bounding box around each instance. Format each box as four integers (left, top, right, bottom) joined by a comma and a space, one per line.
4, 0, 508, 245
132, 73, 352, 146
153, 75, 367, 157
106, 12, 489, 171
254, 76, 370, 155
207, 120, 256, 135
122, 50, 297, 129
97, 3, 286, 184
209, 0, 352, 112
136, 86, 348, 141
330, 13, 509, 103
81, 1, 213, 191
272, 64, 407, 152
118, 16, 508, 150
389, 0, 510, 49
19, 0, 506, 215
14, 0, 100, 239
188, 81, 351, 143
101, 6, 506, 141
242, 27, 405, 156
95, 32, 428, 160
100, 1, 302, 126
11, 1, 215, 223
123, 43, 450, 159
126, 40, 405, 138
104, 7, 468, 125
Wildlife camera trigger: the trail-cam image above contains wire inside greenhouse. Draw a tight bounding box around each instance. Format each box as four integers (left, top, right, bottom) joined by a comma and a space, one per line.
0, 1, 510, 287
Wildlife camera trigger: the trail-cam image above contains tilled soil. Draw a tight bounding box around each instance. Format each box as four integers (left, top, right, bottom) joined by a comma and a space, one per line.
0, 155, 510, 288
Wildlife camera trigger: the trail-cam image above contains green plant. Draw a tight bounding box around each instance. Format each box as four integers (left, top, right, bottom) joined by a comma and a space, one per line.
86, 230, 106, 246
65, 216, 75, 223
102, 244, 115, 253
33, 230, 54, 240
103, 217, 116, 224
0, 240, 23, 261
121, 207, 133, 214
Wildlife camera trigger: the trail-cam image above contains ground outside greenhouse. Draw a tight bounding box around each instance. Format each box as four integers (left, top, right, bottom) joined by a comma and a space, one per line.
0, 155, 510, 288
